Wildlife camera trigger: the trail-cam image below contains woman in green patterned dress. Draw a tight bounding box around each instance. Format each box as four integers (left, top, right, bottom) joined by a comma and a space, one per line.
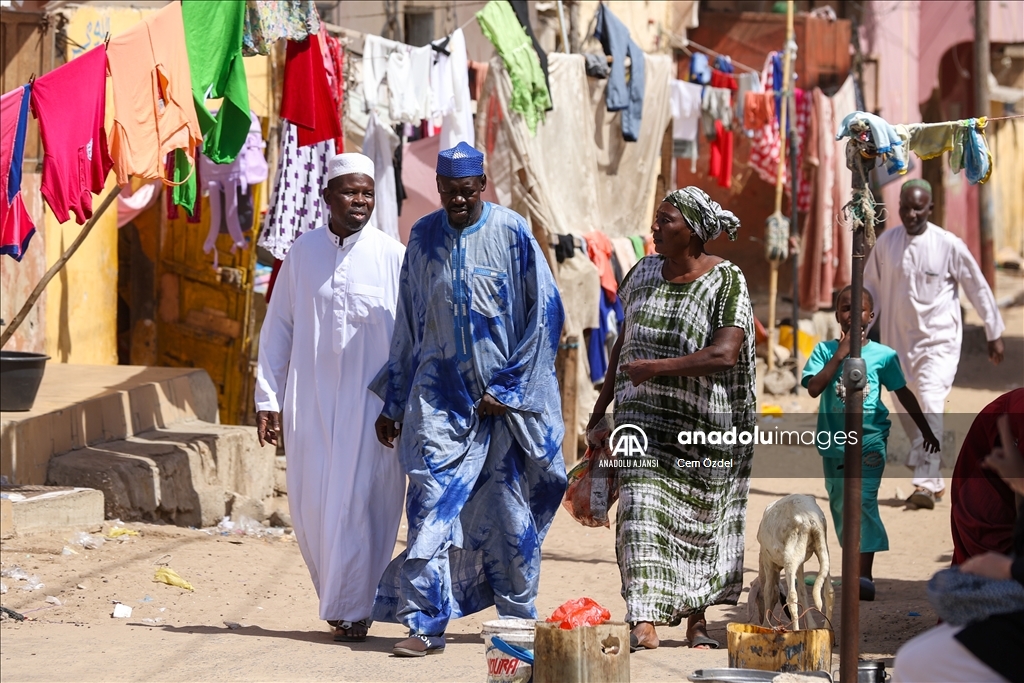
587, 187, 756, 651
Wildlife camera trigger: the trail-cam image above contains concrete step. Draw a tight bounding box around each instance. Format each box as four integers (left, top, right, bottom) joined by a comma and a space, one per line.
1, 365, 219, 486
45, 422, 273, 528
0, 485, 105, 537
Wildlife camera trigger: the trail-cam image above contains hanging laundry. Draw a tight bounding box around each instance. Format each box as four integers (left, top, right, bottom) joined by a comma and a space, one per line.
583, 230, 617, 301
949, 118, 992, 184
117, 180, 161, 228
744, 91, 775, 130
165, 151, 203, 224
258, 122, 334, 260
710, 69, 738, 91
30, 46, 113, 226
585, 53, 611, 78
735, 71, 761, 133
587, 292, 623, 383
242, 0, 320, 56
701, 86, 732, 138
611, 236, 638, 275
905, 119, 992, 184
509, 0, 552, 110
281, 33, 342, 147
434, 29, 474, 149
107, 1, 203, 187
182, 0, 250, 164
689, 53, 711, 85
0, 85, 35, 260
905, 121, 959, 160
836, 111, 907, 175
179, 0, 251, 214
322, 33, 346, 152
553, 233, 576, 263
594, 4, 645, 142
468, 60, 490, 101
709, 120, 734, 189
362, 112, 400, 241
772, 51, 784, 122
476, 0, 551, 135
670, 80, 702, 143
791, 88, 814, 213
201, 114, 268, 262
628, 235, 646, 261
391, 44, 433, 124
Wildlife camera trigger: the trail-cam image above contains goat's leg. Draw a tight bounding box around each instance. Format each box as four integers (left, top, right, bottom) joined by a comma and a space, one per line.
796, 563, 815, 628
785, 562, 801, 630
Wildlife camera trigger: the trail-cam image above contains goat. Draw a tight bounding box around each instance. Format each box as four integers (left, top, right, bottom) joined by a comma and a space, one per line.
753, 494, 835, 630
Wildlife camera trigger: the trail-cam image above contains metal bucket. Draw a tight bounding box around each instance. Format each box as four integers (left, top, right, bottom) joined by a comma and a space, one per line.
0, 351, 49, 411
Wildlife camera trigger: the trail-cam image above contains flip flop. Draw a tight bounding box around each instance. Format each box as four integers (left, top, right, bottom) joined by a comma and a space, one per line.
333, 620, 368, 642
629, 632, 646, 652
689, 634, 721, 649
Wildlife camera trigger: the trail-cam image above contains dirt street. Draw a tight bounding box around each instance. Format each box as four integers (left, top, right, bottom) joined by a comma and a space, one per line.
2, 302, 1020, 682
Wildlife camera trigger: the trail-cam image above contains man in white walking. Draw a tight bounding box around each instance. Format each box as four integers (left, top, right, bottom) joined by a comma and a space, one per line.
865, 179, 1005, 510
255, 153, 406, 641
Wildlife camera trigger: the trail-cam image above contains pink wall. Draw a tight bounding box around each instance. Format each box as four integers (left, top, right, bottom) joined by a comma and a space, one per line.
919, 0, 1024, 103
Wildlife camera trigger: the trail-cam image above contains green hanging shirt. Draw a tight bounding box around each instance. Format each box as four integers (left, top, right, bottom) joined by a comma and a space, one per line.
177, 0, 251, 212
476, 1, 550, 135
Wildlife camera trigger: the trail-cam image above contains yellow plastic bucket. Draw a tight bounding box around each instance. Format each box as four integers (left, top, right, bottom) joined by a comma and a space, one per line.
727, 622, 833, 673
778, 325, 818, 360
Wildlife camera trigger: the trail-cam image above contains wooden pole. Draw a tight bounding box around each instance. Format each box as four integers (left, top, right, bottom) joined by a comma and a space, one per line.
974, 0, 996, 289
767, 1, 795, 373
840, 150, 871, 683
556, 0, 570, 53
557, 335, 580, 465
0, 186, 122, 349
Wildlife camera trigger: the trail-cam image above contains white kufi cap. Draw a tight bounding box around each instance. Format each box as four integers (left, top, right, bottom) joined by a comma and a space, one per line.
326, 153, 375, 184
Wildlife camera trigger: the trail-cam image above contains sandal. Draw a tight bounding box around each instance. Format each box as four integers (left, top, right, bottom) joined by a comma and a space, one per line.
628, 622, 659, 652
333, 619, 369, 642
687, 617, 720, 650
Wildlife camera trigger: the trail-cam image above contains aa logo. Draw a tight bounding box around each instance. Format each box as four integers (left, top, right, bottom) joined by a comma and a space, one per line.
610, 424, 648, 458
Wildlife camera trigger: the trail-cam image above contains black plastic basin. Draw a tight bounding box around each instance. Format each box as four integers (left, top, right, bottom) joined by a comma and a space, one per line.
0, 351, 50, 411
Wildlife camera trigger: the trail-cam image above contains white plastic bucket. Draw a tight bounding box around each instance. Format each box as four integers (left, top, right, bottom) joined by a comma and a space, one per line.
481, 619, 535, 683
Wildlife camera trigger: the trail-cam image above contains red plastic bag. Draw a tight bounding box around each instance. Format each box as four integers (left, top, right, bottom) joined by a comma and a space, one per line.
561, 430, 618, 528
547, 597, 612, 630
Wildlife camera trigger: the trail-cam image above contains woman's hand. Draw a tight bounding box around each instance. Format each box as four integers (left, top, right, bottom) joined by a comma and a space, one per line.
620, 359, 659, 386
982, 414, 1024, 495
959, 552, 1013, 580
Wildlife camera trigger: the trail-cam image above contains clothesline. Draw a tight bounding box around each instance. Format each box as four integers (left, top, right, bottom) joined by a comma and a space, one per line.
660, 28, 761, 76
986, 113, 1024, 121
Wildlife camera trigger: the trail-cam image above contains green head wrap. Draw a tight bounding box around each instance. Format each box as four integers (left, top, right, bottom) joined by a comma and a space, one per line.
663, 187, 740, 242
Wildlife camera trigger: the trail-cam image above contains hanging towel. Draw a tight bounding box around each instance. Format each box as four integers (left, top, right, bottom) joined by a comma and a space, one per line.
258, 123, 334, 260
670, 80, 702, 142
701, 86, 732, 138
594, 4, 645, 142
242, 0, 320, 56
0, 85, 35, 260
30, 46, 113, 226
735, 71, 761, 132
906, 121, 959, 160
107, 1, 203, 187
476, 0, 551, 135
281, 33, 342, 147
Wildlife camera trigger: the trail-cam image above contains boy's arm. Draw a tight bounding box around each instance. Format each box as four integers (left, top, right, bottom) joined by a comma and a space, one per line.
894, 387, 941, 453
805, 336, 849, 399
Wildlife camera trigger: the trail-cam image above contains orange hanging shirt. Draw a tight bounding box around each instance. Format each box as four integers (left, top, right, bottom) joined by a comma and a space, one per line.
107, 1, 202, 186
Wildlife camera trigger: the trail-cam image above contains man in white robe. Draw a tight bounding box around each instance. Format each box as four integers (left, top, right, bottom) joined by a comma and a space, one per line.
865, 179, 1005, 509
255, 153, 406, 640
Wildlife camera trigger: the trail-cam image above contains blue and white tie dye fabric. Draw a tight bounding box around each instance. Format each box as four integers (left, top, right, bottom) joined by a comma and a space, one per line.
370, 202, 567, 636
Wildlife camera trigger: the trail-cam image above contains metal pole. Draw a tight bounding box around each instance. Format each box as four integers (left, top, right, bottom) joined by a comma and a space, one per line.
556, 0, 570, 53
975, 0, 996, 289
840, 151, 870, 683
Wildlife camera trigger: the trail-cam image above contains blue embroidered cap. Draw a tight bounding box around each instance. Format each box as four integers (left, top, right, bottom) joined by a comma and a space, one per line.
436, 142, 484, 178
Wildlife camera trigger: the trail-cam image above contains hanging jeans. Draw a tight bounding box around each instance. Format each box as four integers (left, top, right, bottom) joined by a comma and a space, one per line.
595, 4, 645, 142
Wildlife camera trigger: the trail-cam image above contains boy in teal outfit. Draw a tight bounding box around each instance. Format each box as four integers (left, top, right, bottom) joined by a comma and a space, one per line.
802, 286, 939, 600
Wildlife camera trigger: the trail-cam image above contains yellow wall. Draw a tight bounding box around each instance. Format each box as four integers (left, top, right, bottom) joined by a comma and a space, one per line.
576, 1, 698, 53
44, 5, 271, 365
